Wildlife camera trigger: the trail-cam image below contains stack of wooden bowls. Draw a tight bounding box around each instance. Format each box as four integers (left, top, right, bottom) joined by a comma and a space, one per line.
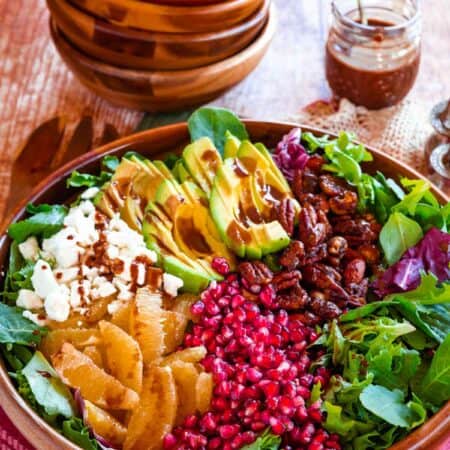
46, 0, 275, 111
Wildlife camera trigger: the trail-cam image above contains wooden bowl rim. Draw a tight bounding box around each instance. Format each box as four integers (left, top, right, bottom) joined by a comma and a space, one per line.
0, 121, 448, 450
50, 4, 276, 81
49, 0, 270, 44
70, 0, 260, 17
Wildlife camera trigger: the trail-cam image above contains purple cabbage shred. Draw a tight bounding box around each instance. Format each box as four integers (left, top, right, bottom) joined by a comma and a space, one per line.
272, 128, 309, 181
373, 227, 450, 297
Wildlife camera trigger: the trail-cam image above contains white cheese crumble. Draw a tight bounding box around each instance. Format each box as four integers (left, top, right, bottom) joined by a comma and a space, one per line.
81, 187, 100, 200
163, 273, 184, 297
18, 237, 40, 261
16, 289, 43, 310
18, 202, 165, 324
22, 310, 47, 327
31, 260, 59, 298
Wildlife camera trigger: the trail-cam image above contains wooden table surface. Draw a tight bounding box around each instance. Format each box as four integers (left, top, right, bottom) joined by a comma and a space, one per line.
1, 0, 450, 155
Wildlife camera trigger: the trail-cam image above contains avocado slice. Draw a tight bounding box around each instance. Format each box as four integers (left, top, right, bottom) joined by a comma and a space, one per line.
224, 131, 242, 159
182, 137, 222, 196
172, 160, 193, 183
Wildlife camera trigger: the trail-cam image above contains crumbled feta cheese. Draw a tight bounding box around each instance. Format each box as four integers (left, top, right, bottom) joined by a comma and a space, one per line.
92, 280, 116, 299
81, 187, 100, 200
44, 286, 70, 322
163, 273, 183, 297
114, 280, 133, 301
63, 201, 98, 246
69, 280, 91, 307
54, 267, 79, 283
22, 310, 47, 326
81, 265, 99, 280
136, 263, 146, 286
16, 289, 43, 310
42, 227, 83, 268
31, 260, 59, 298
116, 257, 132, 282
107, 300, 124, 315
106, 245, 119, 260
18, 237, 40, 261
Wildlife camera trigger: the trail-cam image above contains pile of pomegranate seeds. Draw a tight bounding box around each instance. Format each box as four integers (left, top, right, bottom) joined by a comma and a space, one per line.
163, 263, 341, 450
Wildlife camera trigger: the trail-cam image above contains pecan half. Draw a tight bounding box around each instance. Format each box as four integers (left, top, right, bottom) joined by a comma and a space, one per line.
343, 258, 366, 286
279, 240, 305, 270
329, 191, 358, 215
238, 261, 273, 285
293, 167, 319, 196
303, 264, 348, 300
272, 198, 296, 235
273, 270, 302, 292
298, 204, 331, 248
310, 291, 342, 320
319, 174, 346, 196
278, 284, 310, 310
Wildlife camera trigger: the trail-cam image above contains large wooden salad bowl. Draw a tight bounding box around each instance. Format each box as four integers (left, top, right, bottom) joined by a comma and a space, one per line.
0, 122, 448, 450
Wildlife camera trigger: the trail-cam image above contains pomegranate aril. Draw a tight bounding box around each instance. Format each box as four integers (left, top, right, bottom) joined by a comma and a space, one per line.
259, 380, 280, 397
191, 301, 205, 315
269, 416, 285, 435
278, 396, 295, 416
208, 437, 222, 449
299, 422, 316, 444
163, 433, 177, 449
219, 424, 239, 439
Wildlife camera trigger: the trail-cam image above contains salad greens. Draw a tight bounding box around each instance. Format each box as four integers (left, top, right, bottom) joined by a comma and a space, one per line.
66, 155, 120, 188
188, 107, 249, 155
8, 204, 68, 243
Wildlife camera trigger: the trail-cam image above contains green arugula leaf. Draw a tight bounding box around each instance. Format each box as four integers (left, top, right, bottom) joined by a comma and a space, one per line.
62, 417, 99, 450
8, 204, 68, 243
22, 351, 74, 418
360, 385, 426, 428
101, 155, 119, 172
379, 212, 423, 265
1, 344, 33, 371
418, 332, 450, 405
392, 179, 431, 216
66, 170, 112, 188
324, 401, 374, 437
188, 107, 248, 155
241, 429, 281, 450
301, 132, 331, 152
0, 303, 47, 345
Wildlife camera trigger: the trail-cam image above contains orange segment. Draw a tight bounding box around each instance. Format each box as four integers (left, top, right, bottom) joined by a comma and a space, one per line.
40, 328, 100, 359
196, 372, 213, 414
84, 400, 127, 447
99, 320, 143, 393
130, 289, 165, 363
162, 311, 188, 354
160, 346, 207, 367
52, 343, 139, 410
124, 365, 177, 450
171, 361, 199, 425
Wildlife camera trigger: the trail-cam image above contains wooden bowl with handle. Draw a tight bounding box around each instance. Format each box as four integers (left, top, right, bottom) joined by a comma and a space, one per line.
68, 0, 263, 33
47, 0, 269, 70
0, 121, 448, 450
49, 5, 276, 111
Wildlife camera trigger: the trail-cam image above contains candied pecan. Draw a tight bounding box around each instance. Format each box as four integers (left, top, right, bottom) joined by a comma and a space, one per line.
303, 243, 327, 266
306, 155, 326, 173
333, 216, 378, 246
279, 240, 305, 270
327, 236, 348, 257
278, 284, 310, 310
293, 168, 319, 196
329, 191, 358, 215
319, 174, 347, 196
358, 244, 381, 264
238, 261, 273, 285
303, 264, 348, 300
310, 291, 342, 320
290, 311, 320, 326
343, 258, 366, 286
297, 193, 330, 212
272, 198, 296, 235
298, 204, 331, 248
273, 270, 302, 292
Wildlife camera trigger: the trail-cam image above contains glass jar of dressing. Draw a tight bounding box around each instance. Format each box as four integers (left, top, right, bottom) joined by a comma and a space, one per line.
326, 0, 421, 109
